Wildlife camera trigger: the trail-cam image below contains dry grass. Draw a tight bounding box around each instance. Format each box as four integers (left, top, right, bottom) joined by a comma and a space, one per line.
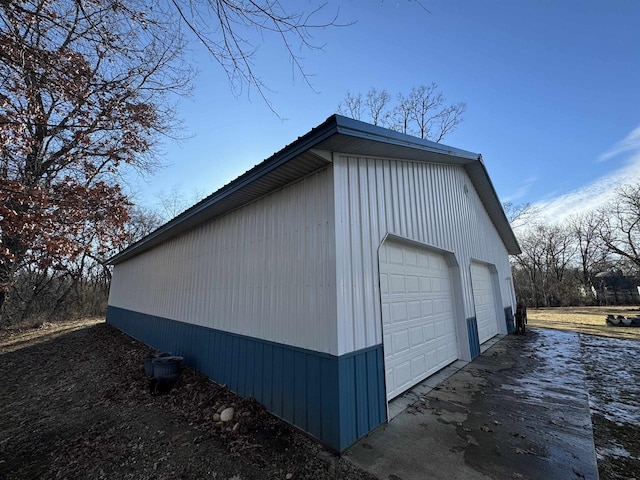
528, 306, 640, 340
0, 317, 104, 354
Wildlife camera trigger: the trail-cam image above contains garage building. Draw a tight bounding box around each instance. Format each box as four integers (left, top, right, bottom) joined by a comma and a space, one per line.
107, 115, 521, 452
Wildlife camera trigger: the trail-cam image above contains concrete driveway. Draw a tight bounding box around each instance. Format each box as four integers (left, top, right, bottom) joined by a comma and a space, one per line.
345, 329, 599, 480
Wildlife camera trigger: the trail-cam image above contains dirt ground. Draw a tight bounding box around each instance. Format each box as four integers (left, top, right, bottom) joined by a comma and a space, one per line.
529, 306, 640, 480
0, 320, 374, 480
1, 309, 638, 480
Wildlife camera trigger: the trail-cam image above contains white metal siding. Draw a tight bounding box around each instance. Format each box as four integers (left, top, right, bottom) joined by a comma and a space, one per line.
333, 155, 512, 355
108, 168, 338, 354
380, 240, 458, 400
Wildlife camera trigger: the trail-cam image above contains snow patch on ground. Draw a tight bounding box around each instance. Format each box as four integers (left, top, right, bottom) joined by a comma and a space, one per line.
502, 327, 640, 474
500, 329, 587, 407
596, 444, 638, 461
580, 334, 640, 426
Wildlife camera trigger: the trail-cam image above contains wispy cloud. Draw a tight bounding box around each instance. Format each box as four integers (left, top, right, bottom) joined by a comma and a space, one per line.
503, 176, 537, 203
598, 125, 640, 162
534, 126, 640, 223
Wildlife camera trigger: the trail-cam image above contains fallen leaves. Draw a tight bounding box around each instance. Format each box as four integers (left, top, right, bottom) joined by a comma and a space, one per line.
514, 447, 536, 455
0, 321, 376, 480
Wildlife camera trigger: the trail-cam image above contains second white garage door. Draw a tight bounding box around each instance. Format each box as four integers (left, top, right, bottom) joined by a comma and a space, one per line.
380, 241, 458, 400
470, 262, 500, 344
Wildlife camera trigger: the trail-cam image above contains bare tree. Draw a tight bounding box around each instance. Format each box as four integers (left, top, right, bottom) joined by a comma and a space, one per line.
408, 84, 441, 139
513, 223, 577, 307
513, 225, 547, 307
597, 183, 640, 273
337, 91, 363, 120
503, 202, 538, 230
339, 87, 391, 126
365, 88, 391, 126
404, 84, 466, 141
339, 84, 466, 142
168, 0, 345, 111
391, 91, 414, 135
432, 102, 467, 143
545, 225, 577, 294
156, 184, 207, 221
124, 206, 165, 247
569, 212, 609, 301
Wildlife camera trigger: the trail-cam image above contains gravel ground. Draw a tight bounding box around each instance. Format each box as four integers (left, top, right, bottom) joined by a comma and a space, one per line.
0, 320, 375, 480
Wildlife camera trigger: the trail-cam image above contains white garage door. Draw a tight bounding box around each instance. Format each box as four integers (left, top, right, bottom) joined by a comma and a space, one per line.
380, 241, 458, 400
470, 263, 499, 344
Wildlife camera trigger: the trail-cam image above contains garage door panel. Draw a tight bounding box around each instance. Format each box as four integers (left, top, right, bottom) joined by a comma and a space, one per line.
471, 263, 500, 344
391, 302, 408, 324
388, 244, 404, 264
406, 275, 420, 293
384, 337, 457, 396
385, 337, 456, 368
381, 303, 390, 325
421, 299, 433, 315
395, 361, 412, 386
437, 344, 453, 363
391, 330, 410, 354
390, 274, 406, 293
407, 300, 421, 320
404, 249, 418, 266
412, 355, 427, 376
417, 251, 430, 268
409, 325, 424, 346
383, 333, 392, 356
381, 241, 459, 400
385, 367, 394, 393
423, 323, 436, 341
380, 273, 389, 294
435, 319, 447, 338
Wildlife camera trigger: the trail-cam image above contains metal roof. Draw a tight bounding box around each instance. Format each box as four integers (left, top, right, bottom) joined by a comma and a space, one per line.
108, 114, 520, 265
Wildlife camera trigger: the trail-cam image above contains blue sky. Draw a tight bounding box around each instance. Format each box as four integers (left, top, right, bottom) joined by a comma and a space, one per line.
129, 0, 640, 221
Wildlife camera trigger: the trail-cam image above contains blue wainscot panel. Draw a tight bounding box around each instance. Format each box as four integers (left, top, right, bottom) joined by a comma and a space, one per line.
504, 306, 515, 334
466, 316, 480, 359
106, 305, 386, 452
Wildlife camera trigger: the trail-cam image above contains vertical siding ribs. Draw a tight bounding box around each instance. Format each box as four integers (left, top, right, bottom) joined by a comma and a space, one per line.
334, 155, 513, 354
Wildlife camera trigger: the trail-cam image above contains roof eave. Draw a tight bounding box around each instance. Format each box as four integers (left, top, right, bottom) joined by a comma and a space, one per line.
108, 114, 521, 264
464, 160, 522, 255
107, 117, 342, 265
333, 115, 480, 161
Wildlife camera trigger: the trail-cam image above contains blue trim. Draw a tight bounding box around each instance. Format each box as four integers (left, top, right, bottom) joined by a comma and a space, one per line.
466, 316, 481, 359
106, 306, 385, 451
504, 306, 515, 334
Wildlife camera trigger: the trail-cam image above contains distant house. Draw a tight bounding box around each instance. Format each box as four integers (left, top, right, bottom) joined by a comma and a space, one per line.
106, 115, 520, 451
594, 272, 640, 305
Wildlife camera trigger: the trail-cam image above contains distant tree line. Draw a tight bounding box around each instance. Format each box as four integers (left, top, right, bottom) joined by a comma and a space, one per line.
511, 183, 640, 307
0, 184, 199, 326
